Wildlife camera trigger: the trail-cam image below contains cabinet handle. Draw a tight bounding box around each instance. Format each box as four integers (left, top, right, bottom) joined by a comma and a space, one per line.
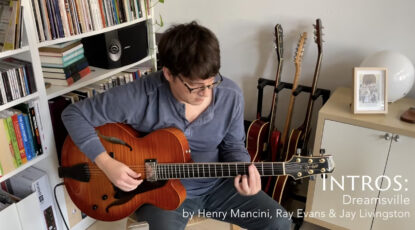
393, 135, 400, 142
383, 133, 391, 140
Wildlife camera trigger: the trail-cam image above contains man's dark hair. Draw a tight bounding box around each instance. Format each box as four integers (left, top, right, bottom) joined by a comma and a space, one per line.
158, 21, 220, 80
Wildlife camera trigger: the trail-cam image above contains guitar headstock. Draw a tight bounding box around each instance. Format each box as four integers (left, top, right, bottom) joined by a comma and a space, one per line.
294, 32, 307, 64
274, 24, 283, 61
314, 18, 324, 52
286, 155, 335, 180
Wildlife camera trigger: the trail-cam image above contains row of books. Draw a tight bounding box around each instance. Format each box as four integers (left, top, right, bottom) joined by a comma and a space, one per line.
0, 58, 36, 106
92, 65, 152, 92
32, 0, 145, 42
0, 101, 43, 177
0, 0, 24, 51
40, 40, 91, 86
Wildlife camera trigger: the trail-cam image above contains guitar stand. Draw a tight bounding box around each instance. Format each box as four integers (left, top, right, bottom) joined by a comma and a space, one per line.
254, 78, 331, 230
256, 78, 331, 121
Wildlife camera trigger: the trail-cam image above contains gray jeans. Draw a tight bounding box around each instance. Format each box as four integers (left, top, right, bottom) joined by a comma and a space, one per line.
135, 179, 292, 230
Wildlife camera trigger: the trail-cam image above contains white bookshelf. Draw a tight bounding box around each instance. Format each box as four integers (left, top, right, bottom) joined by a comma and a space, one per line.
0, 92, 39, 111
0, 0, 157, 229
0, 46, 30, 59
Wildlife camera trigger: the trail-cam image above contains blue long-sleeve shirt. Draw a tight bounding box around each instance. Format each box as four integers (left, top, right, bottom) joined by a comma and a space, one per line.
61, 71, 250, 197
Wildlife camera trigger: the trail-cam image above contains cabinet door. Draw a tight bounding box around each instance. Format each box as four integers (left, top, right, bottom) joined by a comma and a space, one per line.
371, 134, 415, 230
309, 120, 391, 229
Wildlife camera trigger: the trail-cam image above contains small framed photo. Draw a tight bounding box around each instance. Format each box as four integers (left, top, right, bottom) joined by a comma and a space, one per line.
353, 67, 388, 114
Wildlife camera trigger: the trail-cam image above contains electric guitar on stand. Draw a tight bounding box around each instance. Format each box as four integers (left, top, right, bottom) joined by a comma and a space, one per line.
272, 19, 324, 205
271, 32, 308, 202
246, 24, 284, 163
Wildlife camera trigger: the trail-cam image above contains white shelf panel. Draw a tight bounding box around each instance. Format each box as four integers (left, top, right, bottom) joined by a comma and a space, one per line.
46, 55, 153, 100
37, 17, 152, 48
0, 153, 48, 183
0, 92, 40, 111
0, 46, 30, 59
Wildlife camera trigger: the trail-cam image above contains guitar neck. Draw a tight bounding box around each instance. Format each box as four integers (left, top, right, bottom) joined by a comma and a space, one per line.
300, 45, 323, 149
268, 60, 283, 134
156, 162, 289, 180
280, 65, 302, 146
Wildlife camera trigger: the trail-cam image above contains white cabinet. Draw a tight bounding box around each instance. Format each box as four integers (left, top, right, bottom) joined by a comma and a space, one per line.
0, 0, 157, 229
305, 87, 415, 230
371, 134, 415, 230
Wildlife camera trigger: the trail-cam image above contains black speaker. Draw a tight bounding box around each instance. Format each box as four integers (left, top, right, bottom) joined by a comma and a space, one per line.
81, 21, 148, 69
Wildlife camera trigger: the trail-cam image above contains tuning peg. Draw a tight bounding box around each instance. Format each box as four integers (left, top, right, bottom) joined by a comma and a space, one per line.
310, 175, 316, 181
296, 148, 302, 156
320, 149, 326, 155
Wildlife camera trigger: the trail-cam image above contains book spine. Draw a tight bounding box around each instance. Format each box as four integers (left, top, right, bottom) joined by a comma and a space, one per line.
17, 68, 26, 97
58, 0, 70, 36
31, 100, 45, 154
8, 69, 17, 100
11, 114, 27, 163
14, 2, 22, 49
2, 72, 12, 102
45, 0, 57, 39
21, 67, 30, 96
98, 0, 107, 27
29, 105, 42, 155
0, 72, 7, 104
69, 0, 80, 34
74, 0, 85, 32
63, 0, 74, 35
23, 115, 36, 159
2, 1, 17, 51
5, 117, 22, 166
66, 66, 90, 85
17, 114, 33, 161
32, 0, 46, 41
52, 0, 65, 38
2, 119, 18, 167
39, 0, 52, 40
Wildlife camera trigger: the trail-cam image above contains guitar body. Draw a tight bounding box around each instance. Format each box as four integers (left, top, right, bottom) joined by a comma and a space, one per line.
246, 119, 269, 162
263, 130, 280, 193
272, 128, 303, 203
61, 123, 189, 221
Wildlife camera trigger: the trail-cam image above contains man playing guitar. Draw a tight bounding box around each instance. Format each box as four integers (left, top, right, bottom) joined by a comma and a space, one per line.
62, 21, 291, 230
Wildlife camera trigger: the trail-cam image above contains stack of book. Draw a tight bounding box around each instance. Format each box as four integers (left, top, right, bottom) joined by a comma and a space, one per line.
0, 101, 43, 177
0, 0, 24, 51
31, 0, 144, 42
39, 40, 91, 86
0, 58, 36, 105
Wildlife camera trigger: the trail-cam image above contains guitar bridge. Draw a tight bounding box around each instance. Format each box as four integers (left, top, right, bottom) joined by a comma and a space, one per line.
145, 159, 157, 181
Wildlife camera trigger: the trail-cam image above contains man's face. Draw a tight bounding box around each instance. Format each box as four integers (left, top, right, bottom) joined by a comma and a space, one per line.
163, 67, 215, 105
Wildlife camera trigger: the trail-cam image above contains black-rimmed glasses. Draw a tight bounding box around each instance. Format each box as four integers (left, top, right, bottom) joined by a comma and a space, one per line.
178, 73, 223, 94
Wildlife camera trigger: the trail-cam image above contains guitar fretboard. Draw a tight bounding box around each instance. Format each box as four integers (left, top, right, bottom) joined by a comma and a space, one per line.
156, 162, 292, 180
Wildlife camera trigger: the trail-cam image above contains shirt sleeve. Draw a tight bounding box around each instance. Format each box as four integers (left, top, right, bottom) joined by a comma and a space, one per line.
219, 93, 251, 162
61, 80, 148, 161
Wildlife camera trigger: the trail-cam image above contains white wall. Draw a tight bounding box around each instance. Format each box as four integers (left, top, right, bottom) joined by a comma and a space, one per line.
155, 0, 415, 133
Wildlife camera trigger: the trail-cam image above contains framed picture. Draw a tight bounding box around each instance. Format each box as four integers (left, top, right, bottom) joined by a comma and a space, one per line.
353, 67, 388, 114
